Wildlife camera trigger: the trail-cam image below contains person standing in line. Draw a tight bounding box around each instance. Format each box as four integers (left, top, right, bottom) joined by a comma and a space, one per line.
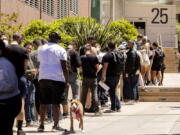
101, 41, 123, 112
135, 35, 143, 50
80, 44, 101, 115
24, 42, 37, 126
0, 40, 22, 135
30, 39, 43, 115
79, 36, 97, 56
7, 33, 28, 135
37, 32, 69, 132
62, 41, 81, 117
67, 41, 81, 99
151, 42, 165, 85
123, 40, 141, 104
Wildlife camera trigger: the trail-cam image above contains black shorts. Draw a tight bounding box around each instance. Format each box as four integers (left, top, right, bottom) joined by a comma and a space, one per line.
151, 64, 162, 71
39, 79, 66, 104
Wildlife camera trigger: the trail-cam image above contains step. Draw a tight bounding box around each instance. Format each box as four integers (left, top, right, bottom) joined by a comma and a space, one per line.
166, 70, 178, 73
143, 87, 180, 92
139, 92, 180, 96
140, 96, 180, 102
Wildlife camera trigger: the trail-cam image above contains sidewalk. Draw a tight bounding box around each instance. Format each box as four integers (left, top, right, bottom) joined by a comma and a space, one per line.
14, 102, 180, 135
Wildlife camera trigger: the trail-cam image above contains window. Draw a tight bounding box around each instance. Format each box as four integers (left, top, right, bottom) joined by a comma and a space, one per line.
23, 0, 39, 8
70, 0, 78, 14
127, 0, 173, 4
57, 0, 68, 18
43, 0, 54, 16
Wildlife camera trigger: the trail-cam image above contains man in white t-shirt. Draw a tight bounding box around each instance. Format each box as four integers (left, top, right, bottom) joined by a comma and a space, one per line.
37, 32, 69, 132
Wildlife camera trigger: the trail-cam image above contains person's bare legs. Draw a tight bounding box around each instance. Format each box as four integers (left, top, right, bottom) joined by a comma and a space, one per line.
39, 104, 47, 126
146, 65, 151, 84
157, 71, 162, 85
16, 98, 25, 134
52, 104, 60, 127
62, 104, 68, 116
151, 71, 157, 84
141, 65, 146, 82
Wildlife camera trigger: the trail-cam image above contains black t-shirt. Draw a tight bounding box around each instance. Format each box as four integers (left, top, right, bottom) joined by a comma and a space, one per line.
5, 45, 28, 78
67, 49, 81, 72
81, 54, 99, 78
153, 49, 165, 66
102, 52, 118, 77
125, 48, 140, 75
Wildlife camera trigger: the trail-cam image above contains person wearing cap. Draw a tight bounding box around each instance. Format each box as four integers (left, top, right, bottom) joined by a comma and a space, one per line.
37, 32, 68, 132
123, 40, 141, 104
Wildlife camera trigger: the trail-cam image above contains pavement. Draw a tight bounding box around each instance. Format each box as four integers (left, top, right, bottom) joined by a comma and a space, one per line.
13, 73, 180, 135
13, 102, 180, 135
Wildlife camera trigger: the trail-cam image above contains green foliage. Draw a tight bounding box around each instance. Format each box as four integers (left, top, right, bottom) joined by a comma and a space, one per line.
23, 17, 138, 48
0, 13, 23, 41
176, 23, 180, 41
109, 18, 138, 41
54, 17, 120, 48
23, 20, 49, 42
23, 19, 74, 47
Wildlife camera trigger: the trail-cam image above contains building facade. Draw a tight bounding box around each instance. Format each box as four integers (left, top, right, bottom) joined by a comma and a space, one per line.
92, 0, 178, 47
0, 0, 91, 25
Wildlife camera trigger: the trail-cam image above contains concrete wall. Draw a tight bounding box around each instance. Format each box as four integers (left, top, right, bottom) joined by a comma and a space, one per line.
124, 3, 176, 47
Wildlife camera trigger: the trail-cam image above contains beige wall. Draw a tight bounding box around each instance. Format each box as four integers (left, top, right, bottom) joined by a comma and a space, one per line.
1, 0, 91, 25
1, 0, 55, 25
79, 0, 91, 17
124, 3, 176, 47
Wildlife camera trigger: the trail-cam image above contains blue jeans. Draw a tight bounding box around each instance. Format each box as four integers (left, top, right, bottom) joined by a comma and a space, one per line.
106, 76, 121, 111
81, 77, 100, 112
25, 80, 36, 122
123, 74, 139, 100
69, 72, 79, 99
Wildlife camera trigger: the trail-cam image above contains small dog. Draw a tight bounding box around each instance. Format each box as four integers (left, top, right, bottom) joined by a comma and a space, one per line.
69, 99, 84, 133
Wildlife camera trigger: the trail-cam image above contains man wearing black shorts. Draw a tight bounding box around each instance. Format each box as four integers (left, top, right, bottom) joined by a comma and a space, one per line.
37, 32, 68, 132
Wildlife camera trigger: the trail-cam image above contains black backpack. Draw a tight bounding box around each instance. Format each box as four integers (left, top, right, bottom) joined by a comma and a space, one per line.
111, 50, 127, 75
155, 49, 164, 65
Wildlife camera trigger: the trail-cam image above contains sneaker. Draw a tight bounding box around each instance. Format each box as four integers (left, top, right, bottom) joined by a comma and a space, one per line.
143, 88, 149, 92
116, 109, 121, 112
52, 125, 65, 132
127, 100, 134, 105
37, 125, 44, 132
95, 111, 102, 116
104, 109, 116, 113
26, 122, 31, 127
63, 113, 68, 118
17, 129, 26, 135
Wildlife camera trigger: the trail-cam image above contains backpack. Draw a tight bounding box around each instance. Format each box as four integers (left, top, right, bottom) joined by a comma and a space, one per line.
111, 50, 127, 75
155, 49, 164, 65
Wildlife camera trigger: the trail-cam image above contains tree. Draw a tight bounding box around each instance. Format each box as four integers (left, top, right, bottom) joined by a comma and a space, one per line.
109, 18, 138, 41
0, 13, 23, 41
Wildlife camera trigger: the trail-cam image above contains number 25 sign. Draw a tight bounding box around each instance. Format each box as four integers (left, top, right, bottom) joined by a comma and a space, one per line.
151, 8, 168, 24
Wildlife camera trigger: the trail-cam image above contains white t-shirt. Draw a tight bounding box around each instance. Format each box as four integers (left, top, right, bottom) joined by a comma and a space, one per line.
38, 43, 67, 82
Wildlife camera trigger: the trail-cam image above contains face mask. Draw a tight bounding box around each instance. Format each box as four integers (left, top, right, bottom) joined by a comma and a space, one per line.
3, 40, 9, 46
